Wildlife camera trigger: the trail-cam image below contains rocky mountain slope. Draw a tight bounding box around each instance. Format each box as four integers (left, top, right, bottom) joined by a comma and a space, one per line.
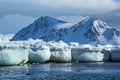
11, 16, 120, 44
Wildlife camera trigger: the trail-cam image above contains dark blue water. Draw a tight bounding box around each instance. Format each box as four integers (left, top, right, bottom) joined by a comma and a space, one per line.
0, 62, 120, 80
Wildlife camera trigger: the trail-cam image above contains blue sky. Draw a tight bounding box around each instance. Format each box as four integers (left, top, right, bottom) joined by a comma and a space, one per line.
114, 0, 120, 2
0, 0, 120, 34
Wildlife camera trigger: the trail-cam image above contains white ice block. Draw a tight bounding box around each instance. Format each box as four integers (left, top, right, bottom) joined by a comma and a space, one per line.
50, 47, 71, 62
110, 51, 120, 61
0, 47, 29, 65
28, 46, 51, 63
71, 48, 104, 62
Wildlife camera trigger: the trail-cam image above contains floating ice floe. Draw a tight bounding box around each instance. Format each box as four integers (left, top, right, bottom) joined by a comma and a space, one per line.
0, 40, 120, 66
109, 45, 120, 61
100, 44, 113, 61
71, 44, 104, 62
48, 41, 71, 62
28, 45, 51, 63
0, 46, 29, 65
99, 44, 120, 61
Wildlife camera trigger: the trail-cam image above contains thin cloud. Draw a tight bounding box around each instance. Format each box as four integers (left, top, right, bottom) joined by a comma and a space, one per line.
0, 0, 119, 34
0, 0, 119, 17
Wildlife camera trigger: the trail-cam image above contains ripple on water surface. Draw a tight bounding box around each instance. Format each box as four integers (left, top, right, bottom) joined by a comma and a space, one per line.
0, 62, 120, 80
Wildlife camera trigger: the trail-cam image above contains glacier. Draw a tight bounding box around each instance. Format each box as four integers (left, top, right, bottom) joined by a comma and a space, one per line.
0, 40, 119, 66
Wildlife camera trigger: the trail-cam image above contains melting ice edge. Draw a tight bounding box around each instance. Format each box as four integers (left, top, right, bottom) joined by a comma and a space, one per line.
0, 39, 120, 66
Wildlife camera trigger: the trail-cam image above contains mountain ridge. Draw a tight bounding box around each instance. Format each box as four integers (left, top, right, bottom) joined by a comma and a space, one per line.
11, 16, 120, 45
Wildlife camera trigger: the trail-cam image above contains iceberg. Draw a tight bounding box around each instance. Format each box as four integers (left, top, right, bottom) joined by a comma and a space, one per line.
50, 47, 71, 62
110, 46, 120, 61
0, 40, 120, 66
0, 46, 29, 65
100, 45, 113, 61
110, 51, 120, 61
28, 45, 51, 63
48, 41, 71, 62
101, 50, 110, 61
71, 45, 104, 62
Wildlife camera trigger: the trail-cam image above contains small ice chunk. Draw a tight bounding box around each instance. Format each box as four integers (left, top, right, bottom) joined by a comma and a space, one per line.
69, 42, 80, 48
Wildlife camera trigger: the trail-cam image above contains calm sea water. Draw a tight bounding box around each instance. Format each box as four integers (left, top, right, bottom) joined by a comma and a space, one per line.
0, 62, 120, 80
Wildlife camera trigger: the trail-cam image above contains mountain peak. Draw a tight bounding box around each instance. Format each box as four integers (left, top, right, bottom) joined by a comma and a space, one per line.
78, 17, 110, 32
41, 16, 55, 19
35, 16, 66, 24
80, 17, 95, 23
11, 16, 120, 45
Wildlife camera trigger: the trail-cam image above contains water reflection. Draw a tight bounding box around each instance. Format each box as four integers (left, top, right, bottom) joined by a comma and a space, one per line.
0, 62, 120, 80
0, 65, 28, 80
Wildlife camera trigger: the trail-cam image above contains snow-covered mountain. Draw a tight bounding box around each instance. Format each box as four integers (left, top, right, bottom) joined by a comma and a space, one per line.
11, 16, 66, 40
0, 34, 14, 42
0, 14, 36, 34
11, 16, 120, 45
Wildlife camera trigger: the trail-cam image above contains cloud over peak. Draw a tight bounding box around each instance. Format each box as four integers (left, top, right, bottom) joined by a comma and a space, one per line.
0, 0, 119, 17
0, 0, 119, 34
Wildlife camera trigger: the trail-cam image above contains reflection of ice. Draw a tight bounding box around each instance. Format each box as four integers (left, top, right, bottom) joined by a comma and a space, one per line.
28, 64, 51, 71
26, 64, 51, 80
0, 64, 28, 78
81, 69, 120, 74
0, 63, 120, 79
50, 63, 72, 72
